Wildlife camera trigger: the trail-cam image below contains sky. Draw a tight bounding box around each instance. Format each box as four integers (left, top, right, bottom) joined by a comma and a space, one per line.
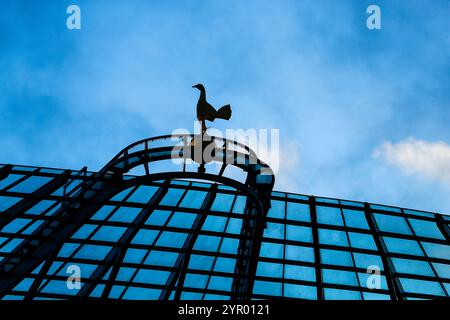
0, 0, 449, 214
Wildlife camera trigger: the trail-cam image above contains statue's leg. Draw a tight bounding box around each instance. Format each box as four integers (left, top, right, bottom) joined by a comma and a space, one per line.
201, 120, 206, 135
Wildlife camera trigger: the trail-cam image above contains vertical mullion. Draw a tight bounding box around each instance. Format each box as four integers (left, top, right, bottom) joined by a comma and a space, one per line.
364, 202, 401, 300
340, 205, 363, 300
309, 196, 323, 300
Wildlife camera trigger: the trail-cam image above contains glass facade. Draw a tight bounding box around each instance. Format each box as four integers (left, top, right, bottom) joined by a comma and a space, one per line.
0, 162, 449, 301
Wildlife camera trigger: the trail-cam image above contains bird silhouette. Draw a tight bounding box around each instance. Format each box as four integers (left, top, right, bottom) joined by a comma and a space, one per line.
192, 84, 231, 134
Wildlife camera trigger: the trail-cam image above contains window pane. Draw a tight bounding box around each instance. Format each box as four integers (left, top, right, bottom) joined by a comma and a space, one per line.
319, 229, 348, 246
432, 262, 450, 279
263, 223, 284, 240
342, 209, 369, 229
202, 215, 227, 232
284, 283, 317, 300
284, 264, 316, 282
421, 242, 450, 260
127, 186, 158, 204
211, 193, 234, 212
383, 237, 423, 256
374, 214, 412, 235
320, 249, 354, 267
8, 176, 52, 193
408, 219, 445, 240
267, 200, 285, 219
109, 207, 141, 223
399, 278, 446, 296
260, 242, 283, 259
322, 269, 358, 286
179, 190, 207, 209
256, 262, 283, 278
285, 245, 314, 263
286, 202, 310, 222
168, 212, 197, 229
324, 288, 361, 300
391, 258, 434, 277
286, 225, 312, 243
253, 280, 282, 297
353, 253, 384, 271
348, 232, 377, 250
316, 206, 344, 226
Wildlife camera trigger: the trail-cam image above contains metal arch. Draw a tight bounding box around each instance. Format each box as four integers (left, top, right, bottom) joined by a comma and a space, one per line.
101, 134, 274, 187
100, 134, 274, 214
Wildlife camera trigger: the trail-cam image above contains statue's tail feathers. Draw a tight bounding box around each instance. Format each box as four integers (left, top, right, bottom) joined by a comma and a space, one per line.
216, 105, 232, 120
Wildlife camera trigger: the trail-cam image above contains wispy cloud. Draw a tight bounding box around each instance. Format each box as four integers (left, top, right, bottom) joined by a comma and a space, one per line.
374, 138, 450, 187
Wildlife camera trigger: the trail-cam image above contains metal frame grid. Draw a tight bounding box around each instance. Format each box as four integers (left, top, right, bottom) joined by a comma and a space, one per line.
0, 163, 449, 300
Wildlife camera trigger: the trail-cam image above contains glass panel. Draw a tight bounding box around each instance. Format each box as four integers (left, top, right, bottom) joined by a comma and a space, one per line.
232, 196, 247, 214
342, 209, 369, 229
159, 188, 184, 206
156, 232, 188, 248
214, 257, 236, 273
8, 176, 53, 193
253, 280, 282, 297
194, 235, 221, 252
421, 242, 450, 260
208, 276, 233, 292
357, 273, 388, 290
168, 212, 197, 229
109, 207, 141, 223
408, 219, 445, 240
283, 283, 317, 299
316, 206, 344, 226
256, 262, 283, 278
91, 205, 115, 221
285, 245, 315, 263
322, 269, 358, 286
319, 229, 348, 246
324, 288, 362, 300
263, 223, 284, 240
383, 237, 423, 256
188, 254, 215, 271
267, 200, 285, 219
320, 249, 354, 267
202, 215, 227, 232
399, 278, 446, 296
179, 190, 207, 209
92, 226, 127, 242
225, 218, 242, 234
211, 193, 234, 212
134, 269, 170, 286
145, 210, 171, 226
132, 229, 158, 245
374, 214, 412, 235
284, 264, 316, 282
123, 287, 161, 300
370, 204, 401, 213
183, 273, 209, 289
286, 225, 313, 243
0, 174, 24, 190
348, 232, 377, 250
432, 262, 450, 279
353, 253, 384, 271
126, 186, 158, 204
145, 250, 179, 267
286, 201, 310, 222
260, 242, 284, 259
0, 196, 22, 211
391, 258, 434, 276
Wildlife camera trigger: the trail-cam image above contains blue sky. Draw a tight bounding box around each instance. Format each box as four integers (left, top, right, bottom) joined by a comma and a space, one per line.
0, 0, 449, 213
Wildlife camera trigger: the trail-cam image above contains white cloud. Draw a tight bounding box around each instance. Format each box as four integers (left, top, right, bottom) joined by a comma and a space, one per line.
374, 138, 450, 186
